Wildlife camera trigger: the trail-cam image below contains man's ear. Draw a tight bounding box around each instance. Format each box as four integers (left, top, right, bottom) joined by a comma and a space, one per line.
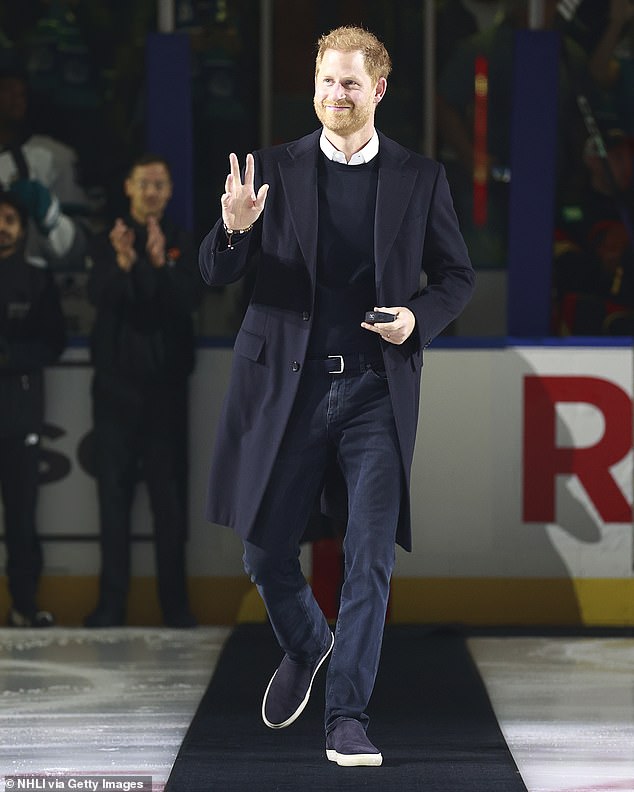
374, 77, 387, 104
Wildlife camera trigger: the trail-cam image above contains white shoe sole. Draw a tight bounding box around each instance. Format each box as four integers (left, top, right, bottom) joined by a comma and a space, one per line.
326, 748, 383, 767
262, 631, 334, 729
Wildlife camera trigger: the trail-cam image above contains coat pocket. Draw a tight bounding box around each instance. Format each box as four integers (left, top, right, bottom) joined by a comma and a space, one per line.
233, 329, 265, 362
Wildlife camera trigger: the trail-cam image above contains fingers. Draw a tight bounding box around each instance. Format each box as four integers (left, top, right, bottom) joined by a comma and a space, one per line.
255, 183, 269, 211
147, 225, 164, 249
361, 307, 415, 345
361, 314, 393, 340
228, 152, 255, 191
244, 153, 256, 198
229, 152, 241, 186
110, 218, 126, 238
110, 219, 133, 251
361, 320, 396, 342
222, 152, 268, 228
223, 153, 254, 202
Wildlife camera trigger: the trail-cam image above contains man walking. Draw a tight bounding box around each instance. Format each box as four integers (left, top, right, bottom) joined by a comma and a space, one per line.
200, 26, 475, 765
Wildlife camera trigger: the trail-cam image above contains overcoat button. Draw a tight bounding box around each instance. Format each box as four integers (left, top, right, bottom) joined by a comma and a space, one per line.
302, 311, 310, 321
291, 361, 301, 372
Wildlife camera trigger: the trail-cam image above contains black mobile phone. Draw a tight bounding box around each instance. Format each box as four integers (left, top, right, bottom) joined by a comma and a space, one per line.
365, 310, 396, 324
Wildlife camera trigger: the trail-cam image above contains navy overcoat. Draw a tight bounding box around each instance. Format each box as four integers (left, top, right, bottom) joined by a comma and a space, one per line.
199, 129, 475, 551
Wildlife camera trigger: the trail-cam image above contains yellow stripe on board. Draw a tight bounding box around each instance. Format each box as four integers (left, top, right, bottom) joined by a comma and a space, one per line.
390, 578, 634, 626
1, 576, 633, 627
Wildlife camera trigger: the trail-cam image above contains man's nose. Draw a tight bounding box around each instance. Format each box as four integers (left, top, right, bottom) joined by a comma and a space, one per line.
330, 82, 347, 100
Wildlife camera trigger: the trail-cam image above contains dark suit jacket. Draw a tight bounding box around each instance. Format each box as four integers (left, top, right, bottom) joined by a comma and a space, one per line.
199, 129, 475, 551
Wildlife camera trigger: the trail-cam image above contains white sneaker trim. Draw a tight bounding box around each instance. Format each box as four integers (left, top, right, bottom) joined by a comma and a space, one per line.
326, 748, 383, 767
262, 631, 334, 729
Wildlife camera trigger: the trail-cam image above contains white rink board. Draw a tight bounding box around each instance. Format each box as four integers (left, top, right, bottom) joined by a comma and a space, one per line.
5, 344, 632, 582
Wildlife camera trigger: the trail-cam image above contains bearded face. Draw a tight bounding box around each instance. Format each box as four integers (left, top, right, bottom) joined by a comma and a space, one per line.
313, 49, 384, 140
313, 93, 376, 137
0, 204, 24, 257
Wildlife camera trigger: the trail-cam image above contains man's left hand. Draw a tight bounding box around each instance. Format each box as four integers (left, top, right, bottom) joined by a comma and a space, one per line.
361, 306, 416, 344
146, 216, 166, 267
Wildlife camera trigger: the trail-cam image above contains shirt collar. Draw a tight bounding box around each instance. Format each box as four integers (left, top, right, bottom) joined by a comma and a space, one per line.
319, 130, 379, 165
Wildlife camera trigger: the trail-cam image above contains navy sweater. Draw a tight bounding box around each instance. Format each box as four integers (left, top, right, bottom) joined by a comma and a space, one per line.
307, 154, 382, 358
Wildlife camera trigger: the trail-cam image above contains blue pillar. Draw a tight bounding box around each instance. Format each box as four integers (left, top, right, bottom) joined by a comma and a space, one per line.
145, 32, 193, 232
507, 30, 560, 337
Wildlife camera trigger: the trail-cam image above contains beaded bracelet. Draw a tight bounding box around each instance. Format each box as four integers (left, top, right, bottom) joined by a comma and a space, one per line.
223, 222, 254, 250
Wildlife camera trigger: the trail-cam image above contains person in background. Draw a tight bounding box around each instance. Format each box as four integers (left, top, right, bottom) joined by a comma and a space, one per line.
435, 0, 589, 267
84, 154, 199, 629
0, 189, 66, 627
436, 0, 504, 72
554, 122, 633, 334
0, 63, 90, 270
199, 26, 474, 766
587, 0, 634, 139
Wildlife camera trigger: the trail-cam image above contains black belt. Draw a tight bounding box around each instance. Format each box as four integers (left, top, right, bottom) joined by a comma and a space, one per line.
305, 352, 385, 376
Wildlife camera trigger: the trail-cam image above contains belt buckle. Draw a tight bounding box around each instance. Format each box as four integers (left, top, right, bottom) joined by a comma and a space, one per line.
328, 354, 345, 374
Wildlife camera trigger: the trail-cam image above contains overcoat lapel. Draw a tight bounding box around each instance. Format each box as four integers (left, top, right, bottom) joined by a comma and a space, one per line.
374, 133, 418, 284
276, 130, 418, 290
278, 131, 320, 288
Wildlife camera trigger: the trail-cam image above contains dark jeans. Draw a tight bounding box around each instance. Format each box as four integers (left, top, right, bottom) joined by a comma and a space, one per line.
243, 366, 402, 733
0, 434, 42, 614
92, 379, 191, 621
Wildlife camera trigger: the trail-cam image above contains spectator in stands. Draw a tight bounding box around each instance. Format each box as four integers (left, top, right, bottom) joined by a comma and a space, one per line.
0, 189, 66, 627
84, 154, 199, 628
0, 63, 90, 270
436, 0, 588, 267
554, 122, 633, 334
588, 0, 634, 138
436, 0, 504, 72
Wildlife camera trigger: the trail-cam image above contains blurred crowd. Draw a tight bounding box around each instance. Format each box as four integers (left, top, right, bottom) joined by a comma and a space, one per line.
435, 0, 633, 334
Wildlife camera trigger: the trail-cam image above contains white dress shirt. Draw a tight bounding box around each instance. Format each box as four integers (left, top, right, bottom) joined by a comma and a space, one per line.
319, 130, 379, 165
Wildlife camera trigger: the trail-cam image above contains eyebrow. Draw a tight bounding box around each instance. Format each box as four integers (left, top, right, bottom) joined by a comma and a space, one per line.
318, 73, 364, 82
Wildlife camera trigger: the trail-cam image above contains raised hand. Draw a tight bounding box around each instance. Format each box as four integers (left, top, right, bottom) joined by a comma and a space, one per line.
221, 152, 269, 232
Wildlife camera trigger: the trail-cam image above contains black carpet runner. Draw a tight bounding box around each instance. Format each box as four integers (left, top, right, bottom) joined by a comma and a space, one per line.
165, 623, 528, 792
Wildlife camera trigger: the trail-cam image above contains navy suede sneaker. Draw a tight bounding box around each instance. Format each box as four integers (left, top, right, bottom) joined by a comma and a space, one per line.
326, 718, 383, 767
262, 631, 334, 729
